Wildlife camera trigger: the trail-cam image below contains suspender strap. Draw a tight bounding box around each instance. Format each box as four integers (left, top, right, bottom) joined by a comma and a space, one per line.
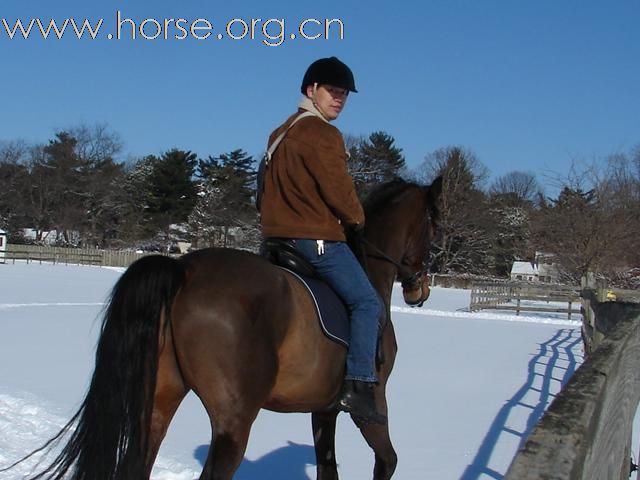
256, 111, 317, 211
264, 111, 316, 165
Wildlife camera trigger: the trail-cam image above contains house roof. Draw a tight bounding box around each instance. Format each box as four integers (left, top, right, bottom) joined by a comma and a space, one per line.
510, 261, 538, 276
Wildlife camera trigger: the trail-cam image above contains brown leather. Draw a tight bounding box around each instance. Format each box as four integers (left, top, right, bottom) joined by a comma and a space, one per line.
260, 110, 364, 241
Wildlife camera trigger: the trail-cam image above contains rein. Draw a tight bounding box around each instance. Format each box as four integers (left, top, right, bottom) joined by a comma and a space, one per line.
361, 238, 427, 290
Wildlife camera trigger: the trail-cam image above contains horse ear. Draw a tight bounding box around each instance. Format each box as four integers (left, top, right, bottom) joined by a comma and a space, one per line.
427, 176, 443, 202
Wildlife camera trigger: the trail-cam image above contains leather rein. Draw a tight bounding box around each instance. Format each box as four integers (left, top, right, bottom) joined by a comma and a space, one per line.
361, 237, 429, 291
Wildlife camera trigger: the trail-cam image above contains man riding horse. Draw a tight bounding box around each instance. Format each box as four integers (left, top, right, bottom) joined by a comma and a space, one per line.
5, 57, 442, 480
259, 56, 386, 424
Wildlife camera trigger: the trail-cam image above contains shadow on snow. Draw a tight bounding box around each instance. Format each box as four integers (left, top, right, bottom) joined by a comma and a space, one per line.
194, 441, 316, 480
460, 328, 583, 479
190, 330, 582, 480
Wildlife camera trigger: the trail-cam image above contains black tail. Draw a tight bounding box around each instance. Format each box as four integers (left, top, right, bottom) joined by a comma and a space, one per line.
3, 255, 186, 480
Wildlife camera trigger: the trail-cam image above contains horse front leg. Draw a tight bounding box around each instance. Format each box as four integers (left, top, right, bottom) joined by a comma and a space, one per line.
355, 390, 397, 480
312, 410, 340, 480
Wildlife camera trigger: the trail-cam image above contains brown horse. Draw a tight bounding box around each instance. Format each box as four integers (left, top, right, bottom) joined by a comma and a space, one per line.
14, 177, 441, 480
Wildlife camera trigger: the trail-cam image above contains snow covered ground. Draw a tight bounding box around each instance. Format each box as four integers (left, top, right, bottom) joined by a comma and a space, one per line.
0, 262, 594, 479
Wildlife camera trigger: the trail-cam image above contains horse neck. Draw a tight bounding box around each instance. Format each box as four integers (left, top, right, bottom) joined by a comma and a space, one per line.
368, 261, 397, 310
364, 217, 411, 308
363, 186, 427, 308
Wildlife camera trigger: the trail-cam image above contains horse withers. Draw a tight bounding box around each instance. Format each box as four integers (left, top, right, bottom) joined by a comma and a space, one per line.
8, 177, 442, 480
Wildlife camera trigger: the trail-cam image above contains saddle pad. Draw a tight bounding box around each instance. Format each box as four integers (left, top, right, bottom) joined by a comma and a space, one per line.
281, 268, 350, 347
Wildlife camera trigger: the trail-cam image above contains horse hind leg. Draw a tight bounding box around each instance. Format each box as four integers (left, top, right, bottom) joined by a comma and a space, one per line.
144, 330, 189, 477
194, 366, 269, 479
199, 406, 261, 480
195, 363, 274, 479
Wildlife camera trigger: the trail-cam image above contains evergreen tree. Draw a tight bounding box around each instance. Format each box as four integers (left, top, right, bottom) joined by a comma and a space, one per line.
37, 132, 85, 244
486, 171, 540, 276
80, 157, 127, 247
0, 148, 30, 236
487, 200, 532, 277
72, 126, 125, 247
10, 127, 126, 246
146, 149, 198, 236
120, 156, 156, 242
349, 131, 406, 197
533, 187, 604, 282
202, 148, 256, 218
190, 149, 257, 248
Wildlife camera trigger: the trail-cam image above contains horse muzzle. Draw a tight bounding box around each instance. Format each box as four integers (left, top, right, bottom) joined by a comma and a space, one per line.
402, 274, 430, 307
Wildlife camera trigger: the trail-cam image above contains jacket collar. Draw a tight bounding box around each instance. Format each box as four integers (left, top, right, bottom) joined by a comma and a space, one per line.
298, 97, 330, 123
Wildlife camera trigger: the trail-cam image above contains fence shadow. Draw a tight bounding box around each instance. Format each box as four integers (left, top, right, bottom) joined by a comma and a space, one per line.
194, 440, 316, 480
460, 328, 583, 479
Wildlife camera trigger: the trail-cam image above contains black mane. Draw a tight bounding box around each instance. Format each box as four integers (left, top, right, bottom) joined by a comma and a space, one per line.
363, 179, 421, 215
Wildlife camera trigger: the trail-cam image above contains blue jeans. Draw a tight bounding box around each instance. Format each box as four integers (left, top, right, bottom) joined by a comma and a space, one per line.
292, 239, 383, 382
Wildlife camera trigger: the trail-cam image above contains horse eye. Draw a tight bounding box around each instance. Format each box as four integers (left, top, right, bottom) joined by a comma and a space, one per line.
403, 256, 418, 266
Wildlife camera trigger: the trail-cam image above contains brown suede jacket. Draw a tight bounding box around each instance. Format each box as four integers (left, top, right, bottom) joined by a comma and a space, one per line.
260, 109, 364, 241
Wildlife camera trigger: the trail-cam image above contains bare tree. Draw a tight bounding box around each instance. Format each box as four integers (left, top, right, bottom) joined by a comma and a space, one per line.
589, 152, 640, 272
69, 123, 123, 164
21, 144, 56, 242
0, 139, 29, 164
489, 171, 541, 205
2, 126, 127, 246
69, 124, 126, 247
417, 146, 492, 274
532, 150, 640, 283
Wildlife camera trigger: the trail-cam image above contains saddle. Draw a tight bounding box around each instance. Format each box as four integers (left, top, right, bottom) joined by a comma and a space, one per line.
261, 238, 349, 347
260, 238, 316, 278
260, 239, 386, 367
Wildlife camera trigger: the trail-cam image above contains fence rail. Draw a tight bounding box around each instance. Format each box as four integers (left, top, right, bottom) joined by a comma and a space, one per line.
469, 281, 512, 310
470, 281, 581, 319
1, 244, 163, 267
3, 249, 102, 265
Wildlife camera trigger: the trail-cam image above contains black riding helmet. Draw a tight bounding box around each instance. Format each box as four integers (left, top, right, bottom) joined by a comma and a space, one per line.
300, 56, 357, 94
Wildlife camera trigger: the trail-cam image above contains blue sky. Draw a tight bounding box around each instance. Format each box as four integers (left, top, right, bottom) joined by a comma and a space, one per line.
1, 0, 638, 190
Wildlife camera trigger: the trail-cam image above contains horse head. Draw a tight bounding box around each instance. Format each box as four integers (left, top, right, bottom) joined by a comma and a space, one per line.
361, 177, 442, 308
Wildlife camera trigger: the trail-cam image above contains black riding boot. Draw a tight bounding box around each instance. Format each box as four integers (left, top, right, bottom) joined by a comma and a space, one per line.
337, 380, 387, 425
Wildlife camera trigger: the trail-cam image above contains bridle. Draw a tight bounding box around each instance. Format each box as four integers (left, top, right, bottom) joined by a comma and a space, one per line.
361, 237, 430, 307
357, 184, 437, 308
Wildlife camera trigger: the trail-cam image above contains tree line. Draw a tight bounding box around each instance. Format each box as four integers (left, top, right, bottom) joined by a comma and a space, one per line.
1, 124, 638, 286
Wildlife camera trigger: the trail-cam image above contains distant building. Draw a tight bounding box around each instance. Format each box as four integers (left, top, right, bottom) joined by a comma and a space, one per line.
20, 228, 80, 245
535, 251, 559, 283
510, 261, 538, 282
510, 252, 559, 283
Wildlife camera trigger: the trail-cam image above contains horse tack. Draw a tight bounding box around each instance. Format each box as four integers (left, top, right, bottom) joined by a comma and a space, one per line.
12, 177, 442, 480
361, 219, 433, 307
262, 237, 423, 346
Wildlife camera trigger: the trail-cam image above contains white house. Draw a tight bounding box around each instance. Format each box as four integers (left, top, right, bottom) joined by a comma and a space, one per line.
510, 261, 538, 282
509, 252, 560, 283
